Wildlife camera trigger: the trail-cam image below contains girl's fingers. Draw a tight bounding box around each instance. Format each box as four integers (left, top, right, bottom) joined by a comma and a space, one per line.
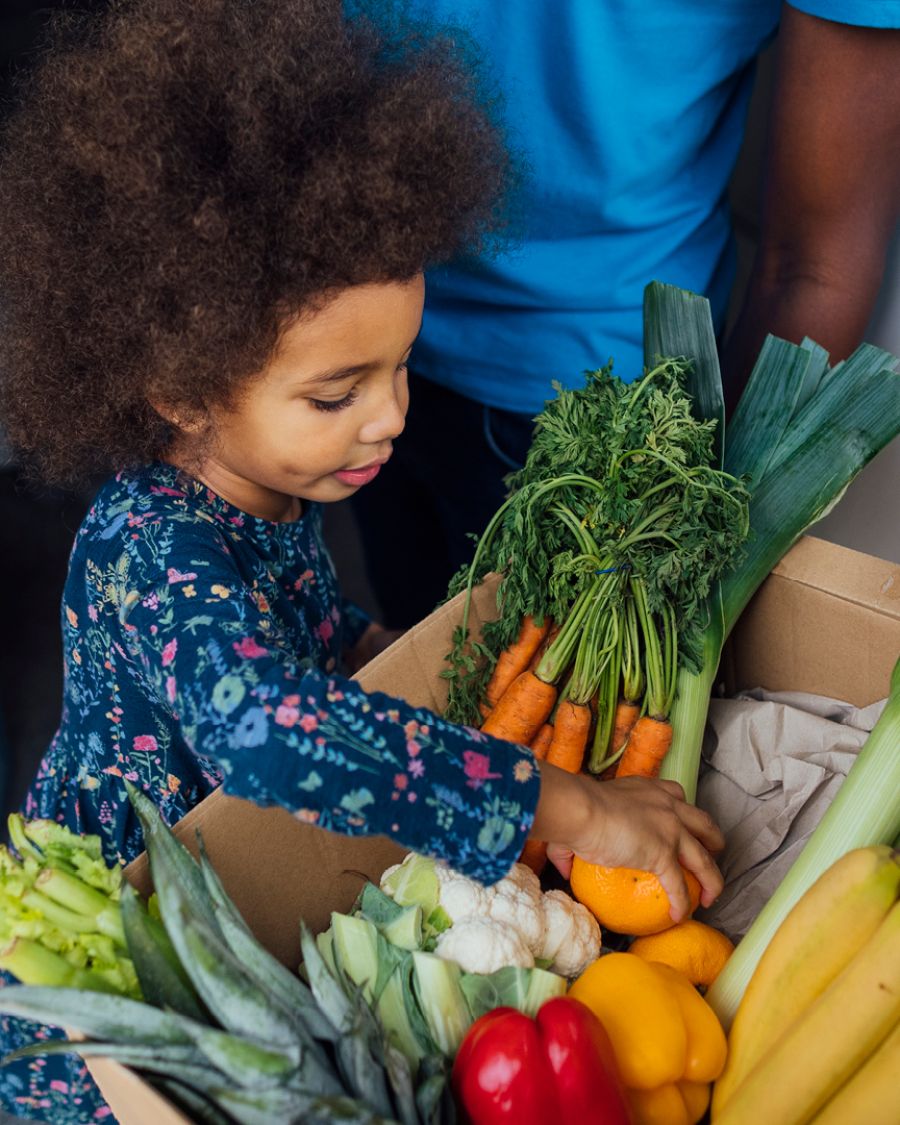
656, 859, 691, 924
547, 842, 574, 881
653, 778, 686, 801
678, 833, 724, 909
676, 801, 725, 854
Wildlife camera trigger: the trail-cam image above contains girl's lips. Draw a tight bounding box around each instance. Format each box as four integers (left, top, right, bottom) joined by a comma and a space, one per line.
333, 460, 384, 487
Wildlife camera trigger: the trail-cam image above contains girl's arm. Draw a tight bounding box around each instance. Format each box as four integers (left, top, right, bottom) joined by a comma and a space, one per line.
120, 540, 541, 886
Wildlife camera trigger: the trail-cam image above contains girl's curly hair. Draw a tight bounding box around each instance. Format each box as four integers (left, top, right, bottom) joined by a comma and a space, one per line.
0, 0, 512, 485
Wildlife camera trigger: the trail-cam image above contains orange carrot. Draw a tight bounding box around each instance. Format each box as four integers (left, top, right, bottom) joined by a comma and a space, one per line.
530, 722, 554, 760
615, 715, 674, 778
527, 623, 560, 672
479, 701, 493, 722
609, 699, 641, 758
486, 616, 551, 707
480, 671, 557, 745
518, 837, 548, 875
544, 700, 592, 774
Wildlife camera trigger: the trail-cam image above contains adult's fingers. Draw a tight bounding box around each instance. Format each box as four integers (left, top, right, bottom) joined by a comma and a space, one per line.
679, 833, 724, 909
676, 801, 725, 854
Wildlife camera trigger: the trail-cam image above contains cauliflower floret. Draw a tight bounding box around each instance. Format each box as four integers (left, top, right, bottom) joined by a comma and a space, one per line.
539, 889, 601, 978
434, 864, 491, 923
484, 862, 547, 956
435, 916, 535, 974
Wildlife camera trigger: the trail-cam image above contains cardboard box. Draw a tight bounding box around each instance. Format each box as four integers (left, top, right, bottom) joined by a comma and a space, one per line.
86, 535, 900, 1122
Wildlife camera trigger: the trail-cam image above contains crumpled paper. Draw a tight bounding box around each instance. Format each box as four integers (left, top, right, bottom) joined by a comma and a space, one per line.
695, 688, 886, 941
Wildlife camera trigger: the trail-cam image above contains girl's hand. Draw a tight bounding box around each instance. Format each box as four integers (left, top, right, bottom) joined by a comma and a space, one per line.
532, 762, 725, 923
345, 622, 405, 674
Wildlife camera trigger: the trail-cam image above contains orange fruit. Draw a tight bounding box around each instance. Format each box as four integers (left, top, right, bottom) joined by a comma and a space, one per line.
629, 919, 735, 987
570, 858, 702, 936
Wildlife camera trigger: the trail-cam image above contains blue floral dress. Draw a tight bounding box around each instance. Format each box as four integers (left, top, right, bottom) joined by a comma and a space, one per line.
1, 462, 540, 1121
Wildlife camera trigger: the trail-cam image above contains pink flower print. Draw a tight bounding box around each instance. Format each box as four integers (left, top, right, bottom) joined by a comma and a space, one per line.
462, 750, 502, 788
295, 808, 320, 825
407, 791, 417, 802
404, 720, 419, 740
406, 739, 421, 757
276, 704, 300, 728
394, 773, 408, 791
50, 1082, 69, 1095
133, 735, 158, 754
141, 592, 159, 610
316, 618, 335, 643
299, 713, 318, 733
152, 485, 185, 497
87, 603, 99, 622
166, 567, 197, 584
166, 675, 177, 704
161, 638, 178, 666
283, 694, 300, 706
408, 757, 425, 778
233, 636, 269, 659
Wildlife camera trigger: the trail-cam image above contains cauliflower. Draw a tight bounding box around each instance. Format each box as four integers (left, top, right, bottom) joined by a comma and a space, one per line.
434, 862, 491, 923
483, 862, 547, 956
539, 889, 601, 978
435, 916, 535, 974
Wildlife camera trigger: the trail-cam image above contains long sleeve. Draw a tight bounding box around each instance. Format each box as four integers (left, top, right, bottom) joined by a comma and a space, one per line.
118, 534, 540, 885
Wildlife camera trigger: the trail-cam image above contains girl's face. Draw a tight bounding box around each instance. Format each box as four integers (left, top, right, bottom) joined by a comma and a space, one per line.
183, 276, 423, 521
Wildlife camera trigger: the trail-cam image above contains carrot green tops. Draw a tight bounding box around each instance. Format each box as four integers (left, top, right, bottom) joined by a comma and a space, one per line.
1, 462, 539, 1120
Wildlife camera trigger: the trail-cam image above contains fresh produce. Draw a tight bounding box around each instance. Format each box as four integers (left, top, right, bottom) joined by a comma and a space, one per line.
711, 845, 900, 1116
451, 997, 631, 1125
707, 661, 900, 1028
809, 1019, 900, 1125
711, 899, 900, 1125
0, 814, 140, 997
655, 290, 900, 805
568, 951, 726, 1125
444, 343, 751, 783
0, 787, 459, 1124
569, 858, 701, 936
380, 852, 601, 977
629, 919, 734, 988
316, 880, 566, 1066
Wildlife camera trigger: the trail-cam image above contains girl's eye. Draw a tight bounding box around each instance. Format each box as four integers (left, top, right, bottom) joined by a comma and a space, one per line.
311, 388, 358, 413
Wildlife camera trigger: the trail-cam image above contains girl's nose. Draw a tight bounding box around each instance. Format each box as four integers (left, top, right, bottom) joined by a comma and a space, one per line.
358, 367, 409, 444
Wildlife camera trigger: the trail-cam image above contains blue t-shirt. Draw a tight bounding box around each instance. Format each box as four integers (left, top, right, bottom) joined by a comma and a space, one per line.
413, 0, 900, 414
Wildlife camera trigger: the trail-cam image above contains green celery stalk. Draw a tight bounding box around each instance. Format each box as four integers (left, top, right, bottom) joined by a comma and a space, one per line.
706, 658, 900, 1027
0, 938, 118, 992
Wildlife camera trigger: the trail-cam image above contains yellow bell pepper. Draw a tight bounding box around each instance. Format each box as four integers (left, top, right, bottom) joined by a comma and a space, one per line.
568, 952, 727, 1125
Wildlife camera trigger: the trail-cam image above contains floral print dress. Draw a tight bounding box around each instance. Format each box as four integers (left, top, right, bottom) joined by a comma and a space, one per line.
1, 462, 540, 1121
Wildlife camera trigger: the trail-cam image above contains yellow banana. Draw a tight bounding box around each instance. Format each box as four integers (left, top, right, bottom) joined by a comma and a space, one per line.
712, 898, 900, 1125
811, 1019, 900, 1125
713, 845, 900, 1113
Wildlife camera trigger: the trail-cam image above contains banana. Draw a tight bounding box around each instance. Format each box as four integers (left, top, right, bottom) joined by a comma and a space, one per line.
712, 899, 900, 1125
713, 845, 900, 1113
811, 1019, 900, 1125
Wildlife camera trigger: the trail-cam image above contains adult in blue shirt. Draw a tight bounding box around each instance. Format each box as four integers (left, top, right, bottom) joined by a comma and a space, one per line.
352, 1, 900, 627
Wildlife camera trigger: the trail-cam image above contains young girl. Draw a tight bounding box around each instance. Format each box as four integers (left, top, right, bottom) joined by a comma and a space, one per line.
0, 0, 723, 1118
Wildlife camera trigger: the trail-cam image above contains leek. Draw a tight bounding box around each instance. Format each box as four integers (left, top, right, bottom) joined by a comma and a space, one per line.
706, 657, 900, 1027
643, 282, 900, 802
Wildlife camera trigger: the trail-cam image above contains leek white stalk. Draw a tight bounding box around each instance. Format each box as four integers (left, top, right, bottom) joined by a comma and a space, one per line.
706, 658, 900, 1026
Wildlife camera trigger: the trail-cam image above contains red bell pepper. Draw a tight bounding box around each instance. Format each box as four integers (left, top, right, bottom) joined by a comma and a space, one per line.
452, 996, 632, 1125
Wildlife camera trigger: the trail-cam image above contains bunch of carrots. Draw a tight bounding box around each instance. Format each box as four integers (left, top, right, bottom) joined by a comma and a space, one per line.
443, 359, 750, 871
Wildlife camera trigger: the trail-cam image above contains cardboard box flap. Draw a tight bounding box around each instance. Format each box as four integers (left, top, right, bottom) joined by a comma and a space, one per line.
726, 536, 900, 704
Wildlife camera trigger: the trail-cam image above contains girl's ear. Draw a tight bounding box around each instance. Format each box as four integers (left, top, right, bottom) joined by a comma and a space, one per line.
149, 397, 205, 434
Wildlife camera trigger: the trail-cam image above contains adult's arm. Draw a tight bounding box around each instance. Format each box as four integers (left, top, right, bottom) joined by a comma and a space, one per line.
722, 3, 900, 411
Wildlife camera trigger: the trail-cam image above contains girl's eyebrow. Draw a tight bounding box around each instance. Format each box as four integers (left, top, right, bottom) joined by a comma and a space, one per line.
304, 338, 417, 386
